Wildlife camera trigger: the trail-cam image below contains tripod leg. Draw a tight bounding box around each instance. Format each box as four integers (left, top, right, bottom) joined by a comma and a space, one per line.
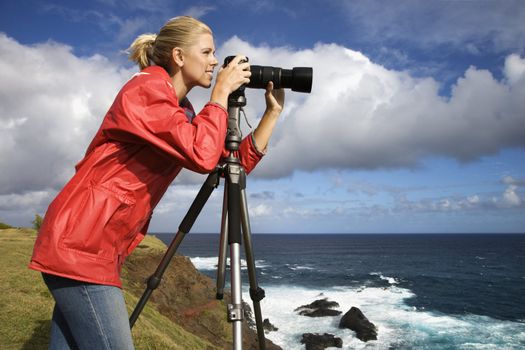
129, 229, 184, 327
216, 182, 229, 300
229, 240, 243, 349
225, 164, 244, 349
240, 184, 267, 350
129, 169, 220, 328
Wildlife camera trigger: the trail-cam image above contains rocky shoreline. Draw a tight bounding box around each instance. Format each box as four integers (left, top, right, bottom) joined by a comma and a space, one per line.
125, 237, 378, 349
264, 296, 378, 349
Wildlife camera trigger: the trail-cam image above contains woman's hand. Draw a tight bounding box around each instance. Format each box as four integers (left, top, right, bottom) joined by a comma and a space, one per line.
211, 55, 251, 108
253, 82, 286, 153
264, 81, 285, 116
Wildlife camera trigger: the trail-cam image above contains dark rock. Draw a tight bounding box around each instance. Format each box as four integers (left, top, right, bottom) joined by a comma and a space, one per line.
243, 301, 278, 334
243, 301, 256, 329
263, 318, 278, 333
296, 298, 340, 310
338, 306, 377, 342
295, 298, 342, 317
301, 333, 343, 350
299, 308, 342, 317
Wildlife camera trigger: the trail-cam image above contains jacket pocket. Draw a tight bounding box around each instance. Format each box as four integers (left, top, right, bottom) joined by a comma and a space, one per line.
59, 185, 134, 261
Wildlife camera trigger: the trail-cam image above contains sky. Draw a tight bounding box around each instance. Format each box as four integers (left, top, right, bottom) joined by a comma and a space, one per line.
1, 0, 524, 234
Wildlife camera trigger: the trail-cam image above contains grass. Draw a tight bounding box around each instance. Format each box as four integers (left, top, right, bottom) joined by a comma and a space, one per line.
0, 228, 221, 350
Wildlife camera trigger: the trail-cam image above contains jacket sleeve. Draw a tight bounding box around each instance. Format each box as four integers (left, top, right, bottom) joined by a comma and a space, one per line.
100, 76, 228, 174
227, 133, 265, 174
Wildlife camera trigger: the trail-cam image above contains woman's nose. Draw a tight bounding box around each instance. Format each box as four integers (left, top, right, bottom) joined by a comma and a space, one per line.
211, 54, 218, 66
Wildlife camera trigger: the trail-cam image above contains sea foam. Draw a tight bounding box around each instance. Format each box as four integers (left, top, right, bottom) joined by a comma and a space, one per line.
189, 256, 269, 271
245, 284, 525, 349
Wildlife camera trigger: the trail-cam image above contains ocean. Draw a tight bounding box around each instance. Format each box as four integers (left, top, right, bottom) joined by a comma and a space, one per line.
155, 233, 525, 349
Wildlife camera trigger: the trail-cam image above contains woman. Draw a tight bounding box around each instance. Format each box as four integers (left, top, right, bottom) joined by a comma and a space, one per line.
29, 16, 284, 349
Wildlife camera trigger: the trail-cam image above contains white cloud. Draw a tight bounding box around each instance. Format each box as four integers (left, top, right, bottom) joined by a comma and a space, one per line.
392, 184, 523, 214
114, 17, 150, 43
2, 34, 525, 188
216, 37, 525, 178
249, 203, 272, 217
0, 33, 133, 194
0, 190, 53, 211
1, 33, 524, 228
337, 0, 525, 54
182, 6, 216, 19
500, 185, 522, 208
283, 206, 312, 217
502, 176, 525, 186
41, 3, 157, 46
505, 54, 525, 85
467, 195, 480, 206
154, 185, 203, 214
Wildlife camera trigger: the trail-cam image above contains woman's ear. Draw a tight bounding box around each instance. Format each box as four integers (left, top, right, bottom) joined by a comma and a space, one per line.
172, 47, 184, 68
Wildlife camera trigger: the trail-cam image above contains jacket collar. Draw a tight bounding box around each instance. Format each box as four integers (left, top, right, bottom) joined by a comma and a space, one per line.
142, 65, 171, 81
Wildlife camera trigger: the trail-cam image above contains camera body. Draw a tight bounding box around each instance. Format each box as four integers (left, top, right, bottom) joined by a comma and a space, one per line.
223, 56, 312, 93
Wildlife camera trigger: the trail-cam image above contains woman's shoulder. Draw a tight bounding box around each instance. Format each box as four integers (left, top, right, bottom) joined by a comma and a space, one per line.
120, 66, 178, 102
125, 66, 170, 87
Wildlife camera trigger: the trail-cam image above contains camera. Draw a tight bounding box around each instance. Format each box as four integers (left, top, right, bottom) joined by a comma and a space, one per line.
223, 56, 313, 93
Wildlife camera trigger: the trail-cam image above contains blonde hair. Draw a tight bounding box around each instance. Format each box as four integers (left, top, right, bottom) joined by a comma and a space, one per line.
128, 16, 212, 71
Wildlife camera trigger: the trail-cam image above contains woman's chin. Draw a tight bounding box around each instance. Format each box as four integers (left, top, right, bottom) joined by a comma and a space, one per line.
198, 79, 213, 89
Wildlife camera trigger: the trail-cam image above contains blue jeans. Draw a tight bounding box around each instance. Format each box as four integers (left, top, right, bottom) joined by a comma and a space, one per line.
42, 273, 134, 350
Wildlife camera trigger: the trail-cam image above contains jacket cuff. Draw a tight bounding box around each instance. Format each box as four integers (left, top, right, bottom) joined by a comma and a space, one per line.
206, 101, 228, 114
251, 132, 267, 156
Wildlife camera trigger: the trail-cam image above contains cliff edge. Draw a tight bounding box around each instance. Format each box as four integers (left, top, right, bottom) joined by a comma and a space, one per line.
0, 227, 280, 350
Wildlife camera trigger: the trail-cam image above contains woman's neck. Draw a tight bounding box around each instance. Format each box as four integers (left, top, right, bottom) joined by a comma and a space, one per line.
170, 72, 190, 101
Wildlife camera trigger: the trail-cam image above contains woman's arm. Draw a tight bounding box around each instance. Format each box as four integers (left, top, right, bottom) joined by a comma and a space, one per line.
252, 82, 285, 153
96, 74, 228, 174
230, 82, 285, 174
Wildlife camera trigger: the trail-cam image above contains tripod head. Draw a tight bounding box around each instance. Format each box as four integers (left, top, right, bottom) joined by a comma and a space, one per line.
225, 87, 246, 152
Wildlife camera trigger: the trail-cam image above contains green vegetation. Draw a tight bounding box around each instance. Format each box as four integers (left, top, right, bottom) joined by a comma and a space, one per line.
0, 227, 221, 350
31, 214, 43, 231
0, 221, 13, 229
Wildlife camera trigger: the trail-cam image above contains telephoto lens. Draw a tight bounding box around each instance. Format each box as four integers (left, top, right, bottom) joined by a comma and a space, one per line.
248, 65, 312, 93
223, 56, 313, 93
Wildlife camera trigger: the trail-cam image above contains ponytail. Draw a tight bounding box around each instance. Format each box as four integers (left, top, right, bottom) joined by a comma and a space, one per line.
127, 33, 157, 70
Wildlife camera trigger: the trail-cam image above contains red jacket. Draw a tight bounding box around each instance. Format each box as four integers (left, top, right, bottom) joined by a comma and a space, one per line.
29, 66, 263, 287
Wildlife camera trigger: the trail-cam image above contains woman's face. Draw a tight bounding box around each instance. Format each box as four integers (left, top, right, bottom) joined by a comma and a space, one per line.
181, 33, 218, 89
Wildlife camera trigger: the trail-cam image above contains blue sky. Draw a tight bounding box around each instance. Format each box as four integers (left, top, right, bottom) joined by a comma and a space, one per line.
1, 0, 524, 233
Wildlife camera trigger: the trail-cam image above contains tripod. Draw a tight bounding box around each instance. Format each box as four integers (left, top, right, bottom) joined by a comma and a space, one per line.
129, 87, 267, 350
